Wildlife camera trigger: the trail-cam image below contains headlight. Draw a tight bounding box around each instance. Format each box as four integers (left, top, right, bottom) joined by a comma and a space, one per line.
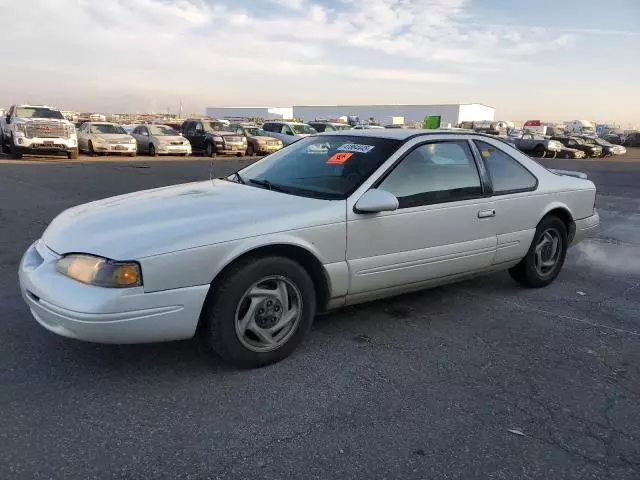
66, 125, 76, 137
129, 138, 136, 144
15, 124, 27, 135
56, 254, 142, 288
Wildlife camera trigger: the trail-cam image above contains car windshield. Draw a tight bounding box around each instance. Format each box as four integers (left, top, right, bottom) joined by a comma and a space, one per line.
245, 127, 266, 136
292, 124, 317, 134
148, 125, 178, 136
233, 135, 402, 200
90, 124, 127, 135
206, 122, 231, 132
595, 138, 612, 146
16, 107, 64, 119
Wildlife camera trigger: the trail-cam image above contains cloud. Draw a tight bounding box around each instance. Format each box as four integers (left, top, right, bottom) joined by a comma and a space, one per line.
0, 0, 582, 112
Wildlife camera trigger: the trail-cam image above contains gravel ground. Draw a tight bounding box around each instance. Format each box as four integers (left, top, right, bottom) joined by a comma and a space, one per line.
0, 152, 639, 479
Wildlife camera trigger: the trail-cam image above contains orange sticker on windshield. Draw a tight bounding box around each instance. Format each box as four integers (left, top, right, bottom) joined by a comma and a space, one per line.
326, 152, 353, 164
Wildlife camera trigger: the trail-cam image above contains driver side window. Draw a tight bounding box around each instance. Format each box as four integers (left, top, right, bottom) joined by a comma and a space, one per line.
378, 141, 483, 208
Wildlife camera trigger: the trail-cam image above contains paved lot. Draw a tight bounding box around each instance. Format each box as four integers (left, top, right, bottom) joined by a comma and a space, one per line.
1, 152, 639, 479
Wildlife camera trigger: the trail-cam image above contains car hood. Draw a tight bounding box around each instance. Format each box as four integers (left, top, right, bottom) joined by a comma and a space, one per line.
42, 180, 342, 259
92, 134, 133, 141
15, 117, 71, 125
252, 135, 281, 142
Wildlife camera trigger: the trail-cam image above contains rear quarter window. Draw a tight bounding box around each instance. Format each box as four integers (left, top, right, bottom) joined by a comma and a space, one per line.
474, 140, 537, 194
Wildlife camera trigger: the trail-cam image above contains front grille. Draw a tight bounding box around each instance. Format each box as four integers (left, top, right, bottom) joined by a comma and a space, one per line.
267, 141, 280, 146
224, 136, 243, 144
171, 141, 184, 145
26, 121, 68, 139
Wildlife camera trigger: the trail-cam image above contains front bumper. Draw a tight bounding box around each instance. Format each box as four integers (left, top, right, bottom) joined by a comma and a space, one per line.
14, 136, 77, 153
256, 144, 282, 154
570, 211, 600, 246
93, 143, 137, 154
156, 144, 192, 155
215, 144, 247, 155
18, 240, 209, 344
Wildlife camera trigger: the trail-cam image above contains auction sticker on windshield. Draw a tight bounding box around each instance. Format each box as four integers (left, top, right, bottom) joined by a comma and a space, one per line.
326, 152, 353, 164
337, 144, 375, 154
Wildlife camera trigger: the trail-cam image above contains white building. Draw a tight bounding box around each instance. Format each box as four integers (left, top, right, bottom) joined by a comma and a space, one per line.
293, 103, 495, 127
205, 106, 293, 120
205, 103, 494, 126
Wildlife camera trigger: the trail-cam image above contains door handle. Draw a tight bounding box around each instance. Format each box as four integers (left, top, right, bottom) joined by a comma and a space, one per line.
478, 209, 496, 218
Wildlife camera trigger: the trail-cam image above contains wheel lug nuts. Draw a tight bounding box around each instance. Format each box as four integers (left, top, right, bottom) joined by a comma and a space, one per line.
267, 300, 273, 307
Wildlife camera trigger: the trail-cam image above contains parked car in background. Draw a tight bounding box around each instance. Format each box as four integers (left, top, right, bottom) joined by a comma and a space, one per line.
307, 121, 352, 133
131, 124, 191, 156
19, 130, 599, 368
566, 120, 596, 135
261, 121, 317, 146
512, 133, 564, 158
581, 137, 626, 157
229, 123, 283, 156
551, 136, 602, 158
181, 119, 246, 157
622, 132, 640, 148
1, 104, 78, 159
557, 146, 587, 159
77, 122, 136, 157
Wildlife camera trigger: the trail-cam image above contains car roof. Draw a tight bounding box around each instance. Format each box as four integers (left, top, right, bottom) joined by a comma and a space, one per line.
317, 128, 493, 140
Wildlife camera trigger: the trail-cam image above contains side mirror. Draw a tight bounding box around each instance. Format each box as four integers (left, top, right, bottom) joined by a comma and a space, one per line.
354, 189, 399, 214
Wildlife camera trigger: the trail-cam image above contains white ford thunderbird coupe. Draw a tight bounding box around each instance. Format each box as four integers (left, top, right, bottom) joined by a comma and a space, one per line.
19, 130, 599, 368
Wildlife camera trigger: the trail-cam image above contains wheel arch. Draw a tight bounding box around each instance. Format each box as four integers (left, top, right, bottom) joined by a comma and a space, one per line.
208, 240, 333, 314
539, 203, 576, 242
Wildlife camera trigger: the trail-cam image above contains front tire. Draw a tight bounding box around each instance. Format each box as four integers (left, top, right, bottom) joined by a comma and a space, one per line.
203, 256, 317, 368
149, 143, 158, 157
67, 148, 79, 160
9, 137, 22, 159
246, 143, 255, 157
533, 145, 546, 158
88, 141, 96, 157
205, 142, 216, 158
509, 216, 568, 288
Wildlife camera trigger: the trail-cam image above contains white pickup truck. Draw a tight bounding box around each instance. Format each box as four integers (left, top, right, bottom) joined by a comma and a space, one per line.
1, 104, 78, 159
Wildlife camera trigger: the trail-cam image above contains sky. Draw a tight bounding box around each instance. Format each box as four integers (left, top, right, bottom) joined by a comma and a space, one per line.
1, 0, 639, 125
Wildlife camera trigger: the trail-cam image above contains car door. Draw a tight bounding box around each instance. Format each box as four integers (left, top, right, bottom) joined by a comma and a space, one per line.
134, 126, 150, 152
346, 137, 497, 297
191, 121, 206, 151
472, 138, 540, 264
519, 133, 534, 151
181, 121, 196, 150
77, 123, 89, 151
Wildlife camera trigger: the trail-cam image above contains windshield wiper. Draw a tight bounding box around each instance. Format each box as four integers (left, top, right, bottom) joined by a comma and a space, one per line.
248, 179, 289, 193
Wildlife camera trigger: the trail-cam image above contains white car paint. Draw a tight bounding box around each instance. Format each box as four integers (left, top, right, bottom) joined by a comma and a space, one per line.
19, 130, 599, 345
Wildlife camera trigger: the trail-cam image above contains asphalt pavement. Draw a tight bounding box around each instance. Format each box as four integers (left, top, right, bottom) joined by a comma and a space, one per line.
1, 154, 639, 479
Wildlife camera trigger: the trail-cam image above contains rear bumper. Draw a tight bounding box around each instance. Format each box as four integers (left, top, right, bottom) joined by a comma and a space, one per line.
570, 211, 600, 246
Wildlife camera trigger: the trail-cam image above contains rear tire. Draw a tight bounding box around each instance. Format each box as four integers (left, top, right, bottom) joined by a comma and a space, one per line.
203, 256, 316, 369
509, 215, 568, 288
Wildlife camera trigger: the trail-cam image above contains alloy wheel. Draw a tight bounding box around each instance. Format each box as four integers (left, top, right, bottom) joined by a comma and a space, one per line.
234, 275, 303, 353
